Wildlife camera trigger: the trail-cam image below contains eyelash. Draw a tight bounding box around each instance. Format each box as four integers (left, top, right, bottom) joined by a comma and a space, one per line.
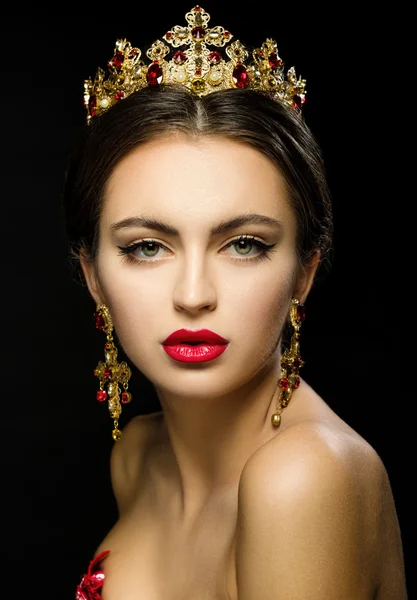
117, 235, 277, 265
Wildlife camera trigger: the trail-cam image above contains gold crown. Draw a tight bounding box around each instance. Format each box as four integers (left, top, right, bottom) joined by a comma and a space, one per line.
84, 5, 306, 122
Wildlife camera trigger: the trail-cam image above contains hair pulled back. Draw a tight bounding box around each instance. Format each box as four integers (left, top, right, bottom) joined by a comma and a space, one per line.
63, 85, 333, 286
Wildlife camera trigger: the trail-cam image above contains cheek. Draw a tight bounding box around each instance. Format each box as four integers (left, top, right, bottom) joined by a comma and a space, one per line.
229, 267, 295, 358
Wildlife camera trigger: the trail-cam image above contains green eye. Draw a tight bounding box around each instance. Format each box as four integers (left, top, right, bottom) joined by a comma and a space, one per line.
234, 239, 254, 255
141, 242, 160, 257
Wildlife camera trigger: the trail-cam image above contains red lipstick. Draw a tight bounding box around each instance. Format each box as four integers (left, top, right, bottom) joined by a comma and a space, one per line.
162, 329, 229, 363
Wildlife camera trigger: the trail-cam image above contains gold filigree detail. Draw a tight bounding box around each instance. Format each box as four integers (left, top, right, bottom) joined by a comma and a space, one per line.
94, 304, 133, 441
84, 5, 306, 122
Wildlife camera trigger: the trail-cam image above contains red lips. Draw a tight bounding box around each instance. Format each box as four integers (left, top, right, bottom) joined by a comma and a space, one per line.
162, 328, 228, 345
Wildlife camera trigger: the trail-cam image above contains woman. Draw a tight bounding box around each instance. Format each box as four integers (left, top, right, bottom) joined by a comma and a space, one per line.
65, 6, 407, 599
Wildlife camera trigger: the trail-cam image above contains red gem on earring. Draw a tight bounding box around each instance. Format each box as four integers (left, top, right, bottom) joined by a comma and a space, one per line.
96, 390, 107, 402
121, 391, 131, 404
95, 313, 104, 330
104, 368, 112, 380
293, 376, 300, 389
297, 304, 306, 321
279, 377, 290, 390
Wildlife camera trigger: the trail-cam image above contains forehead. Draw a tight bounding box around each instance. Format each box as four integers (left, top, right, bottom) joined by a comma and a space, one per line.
103, 135, 293, 227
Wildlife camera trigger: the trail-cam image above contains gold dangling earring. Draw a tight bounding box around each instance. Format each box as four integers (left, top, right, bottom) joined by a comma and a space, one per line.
93, 304, 133, 441
271, 297, 306, 428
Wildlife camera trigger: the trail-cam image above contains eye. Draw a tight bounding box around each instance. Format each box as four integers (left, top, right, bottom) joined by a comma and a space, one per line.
225, 236, 265, 256
134, 240, 163, 258
222, 235, 276, 261
117, 239, 169, 263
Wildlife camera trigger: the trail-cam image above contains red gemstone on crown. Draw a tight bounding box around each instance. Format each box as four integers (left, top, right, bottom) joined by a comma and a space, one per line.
112, 51, 125, 70
95, 313, 104, 330
147, 62, 163, 86
192, 26, 206, 39
166, 31, 172, 39
224, 31, 231, 37
209, 51, 221, 64
232, 64, 249, 88
195, 5, 201, 10
268, 52, 282, 69
88, 95, 97, 117
195, 69, 201, 75
292, 95, 306, 110
173, 51, 186, 64
96, 390, 107, 402
115, 91, 124, 101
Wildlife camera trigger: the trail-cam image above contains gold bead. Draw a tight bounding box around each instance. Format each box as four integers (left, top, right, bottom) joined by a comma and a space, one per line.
266, 75, 277, 89
112, 428, 122, 441
271, 413, 281, 427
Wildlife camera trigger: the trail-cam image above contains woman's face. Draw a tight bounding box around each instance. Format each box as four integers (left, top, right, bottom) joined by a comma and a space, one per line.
81, 135, 314, 399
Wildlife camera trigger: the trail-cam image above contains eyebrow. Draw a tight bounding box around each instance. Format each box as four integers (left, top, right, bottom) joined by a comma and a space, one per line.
110, 214, 283, 236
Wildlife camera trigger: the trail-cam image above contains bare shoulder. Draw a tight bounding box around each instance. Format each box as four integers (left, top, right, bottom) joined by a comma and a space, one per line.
240, 416, 386, 533
236, 418, 407, 599
110, 411, 163, 513
244, 416, 385, 488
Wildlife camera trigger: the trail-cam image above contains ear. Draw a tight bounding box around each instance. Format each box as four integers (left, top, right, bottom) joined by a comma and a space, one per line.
293, 249, 321, 304
79, 249, 106, 307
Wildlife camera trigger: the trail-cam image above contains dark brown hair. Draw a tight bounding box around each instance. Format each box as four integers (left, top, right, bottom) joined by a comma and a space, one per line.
62, 84, 333, 286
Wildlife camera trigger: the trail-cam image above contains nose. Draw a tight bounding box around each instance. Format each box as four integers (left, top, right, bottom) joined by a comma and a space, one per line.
173, 253, 217, 314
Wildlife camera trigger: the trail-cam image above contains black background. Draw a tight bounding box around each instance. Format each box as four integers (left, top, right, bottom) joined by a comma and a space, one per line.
5, 3, 413, 598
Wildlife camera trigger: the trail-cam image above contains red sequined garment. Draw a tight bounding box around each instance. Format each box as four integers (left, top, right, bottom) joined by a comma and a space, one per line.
76, 550, 110, 599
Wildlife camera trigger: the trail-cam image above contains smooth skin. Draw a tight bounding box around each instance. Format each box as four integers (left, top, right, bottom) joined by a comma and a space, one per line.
81, 135, 407, 599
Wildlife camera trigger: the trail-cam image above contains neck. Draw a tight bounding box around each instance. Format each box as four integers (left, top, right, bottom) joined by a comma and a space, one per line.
154, 350, 286, 524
